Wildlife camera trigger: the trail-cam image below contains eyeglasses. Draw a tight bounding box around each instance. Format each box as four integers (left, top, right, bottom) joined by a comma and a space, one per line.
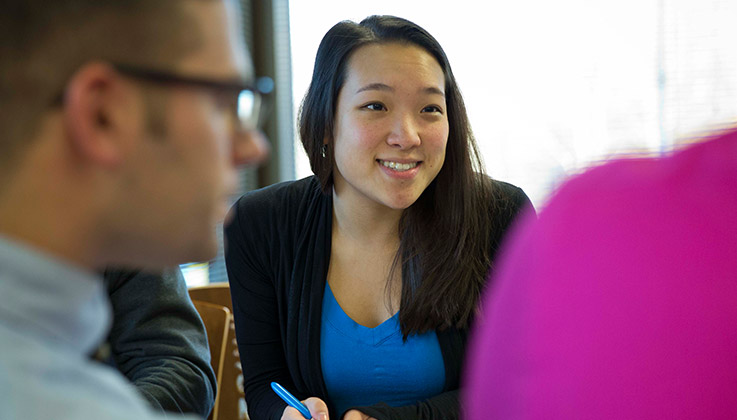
113, 63, 273, 131
53, 62, 273, 130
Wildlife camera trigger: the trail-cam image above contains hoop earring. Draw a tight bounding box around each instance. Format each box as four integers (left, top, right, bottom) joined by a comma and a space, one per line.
320, 144, 328, 158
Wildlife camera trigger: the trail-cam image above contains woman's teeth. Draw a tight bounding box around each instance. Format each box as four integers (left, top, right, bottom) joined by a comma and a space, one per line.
379, 160, 418, 172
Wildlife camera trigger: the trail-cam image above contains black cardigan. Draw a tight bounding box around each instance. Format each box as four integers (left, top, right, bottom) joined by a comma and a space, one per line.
225, 176, 532, 420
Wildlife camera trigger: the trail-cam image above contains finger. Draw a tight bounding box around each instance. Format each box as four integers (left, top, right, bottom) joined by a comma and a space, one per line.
303, 397, 329, 420
342, 410, 360, 420
282, 406, 309, 420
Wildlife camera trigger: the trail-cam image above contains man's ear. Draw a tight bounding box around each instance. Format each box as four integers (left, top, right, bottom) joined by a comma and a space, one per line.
62, 61, 136, 168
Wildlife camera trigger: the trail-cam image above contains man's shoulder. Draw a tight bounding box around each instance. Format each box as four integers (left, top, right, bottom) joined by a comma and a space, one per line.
0, 325, 187, 420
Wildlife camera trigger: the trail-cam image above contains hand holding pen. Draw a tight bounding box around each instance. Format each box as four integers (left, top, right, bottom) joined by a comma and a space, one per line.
273, 382, 329, 420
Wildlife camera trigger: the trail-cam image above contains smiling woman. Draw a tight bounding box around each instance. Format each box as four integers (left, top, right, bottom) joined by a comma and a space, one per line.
225, 15, 535, 420
331, 42, 449, 211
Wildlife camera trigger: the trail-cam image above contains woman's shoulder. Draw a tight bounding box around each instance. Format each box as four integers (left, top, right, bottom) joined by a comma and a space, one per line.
225, 176, 331, 276
228, 175, 330, 238
489, 178, 525, 199
482, 177, 536, 238
478, 177, 535, 263
485, 177, 533, 214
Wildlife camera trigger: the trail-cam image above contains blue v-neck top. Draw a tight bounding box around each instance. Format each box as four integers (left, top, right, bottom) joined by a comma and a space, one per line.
320, 282, 445, 416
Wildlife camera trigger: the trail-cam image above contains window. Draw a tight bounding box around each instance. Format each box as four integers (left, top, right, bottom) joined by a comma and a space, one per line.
289, 0, 737, 208
184, 0, 737, 286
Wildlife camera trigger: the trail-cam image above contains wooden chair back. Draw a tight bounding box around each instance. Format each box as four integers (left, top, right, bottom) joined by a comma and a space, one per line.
190, 283, 248, 420
189, 283, 232, 311
191, 300, 231, 420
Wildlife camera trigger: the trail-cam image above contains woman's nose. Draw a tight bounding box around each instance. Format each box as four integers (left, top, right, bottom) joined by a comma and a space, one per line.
386, 114, 421, 149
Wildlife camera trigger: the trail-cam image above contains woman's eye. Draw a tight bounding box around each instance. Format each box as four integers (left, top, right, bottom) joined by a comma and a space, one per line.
421, 105, 443, 114
363, 103, 386, 111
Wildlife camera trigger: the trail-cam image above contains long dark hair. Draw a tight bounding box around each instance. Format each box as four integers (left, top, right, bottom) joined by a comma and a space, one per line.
299, 15, 495, 335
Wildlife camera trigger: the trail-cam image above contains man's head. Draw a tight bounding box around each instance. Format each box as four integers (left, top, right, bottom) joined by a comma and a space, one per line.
1, 1, 197, 168
0, 0, 269, 269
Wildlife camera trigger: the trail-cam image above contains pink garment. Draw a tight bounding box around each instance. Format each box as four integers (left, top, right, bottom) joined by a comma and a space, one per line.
463, 130, 737, 419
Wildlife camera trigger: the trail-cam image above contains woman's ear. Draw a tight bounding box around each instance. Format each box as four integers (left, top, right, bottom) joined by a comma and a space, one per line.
62, 61, 135, 168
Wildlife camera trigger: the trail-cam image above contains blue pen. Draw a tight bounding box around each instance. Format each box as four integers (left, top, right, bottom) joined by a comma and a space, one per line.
271, 382, 312, 419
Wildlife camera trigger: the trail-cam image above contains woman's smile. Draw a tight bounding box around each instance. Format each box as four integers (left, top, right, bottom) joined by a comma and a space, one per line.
331, 42, 449, 210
